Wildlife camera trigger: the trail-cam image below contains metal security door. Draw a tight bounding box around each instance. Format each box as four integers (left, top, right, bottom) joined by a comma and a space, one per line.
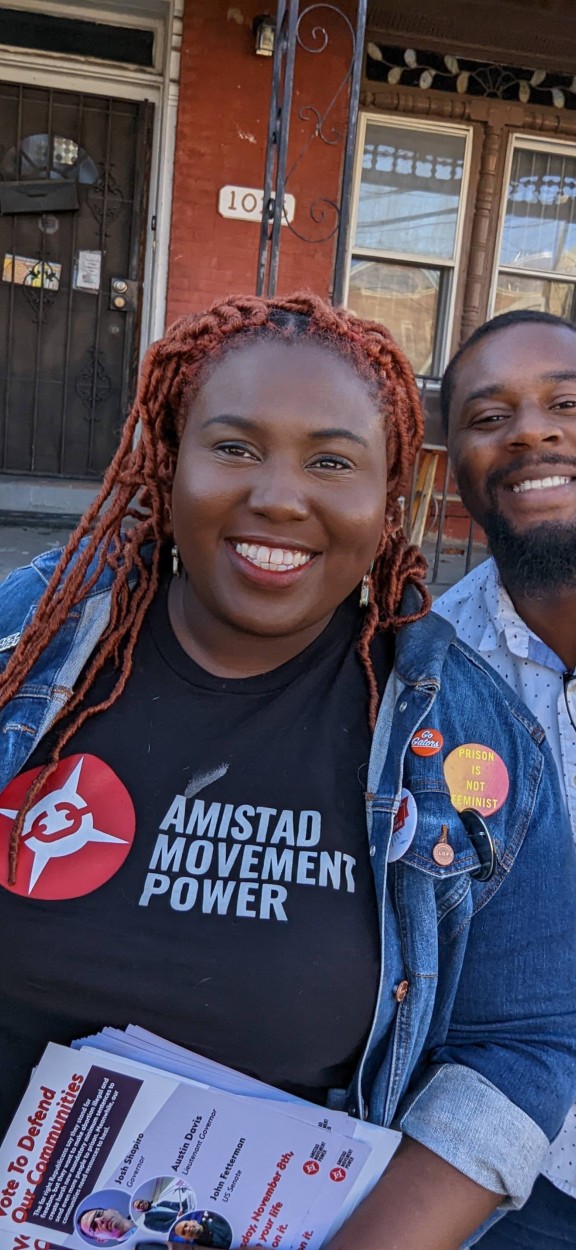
0, 84, 153, 479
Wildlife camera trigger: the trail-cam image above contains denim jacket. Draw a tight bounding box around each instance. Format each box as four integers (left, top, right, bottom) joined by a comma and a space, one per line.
1, 547, 575, 1220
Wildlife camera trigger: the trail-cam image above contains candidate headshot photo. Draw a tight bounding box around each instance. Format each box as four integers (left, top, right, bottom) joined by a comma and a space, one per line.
131, 1176, 198, 1235
76, 1190, 136, 1246
168, 1209, 232, 1248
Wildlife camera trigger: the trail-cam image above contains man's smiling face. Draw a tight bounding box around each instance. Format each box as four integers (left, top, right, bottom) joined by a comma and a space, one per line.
446, 321, 576, 594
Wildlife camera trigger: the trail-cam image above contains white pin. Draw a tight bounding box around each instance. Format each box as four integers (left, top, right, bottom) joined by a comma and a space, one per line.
388, 788, 418, 862
0, 632, 20, 653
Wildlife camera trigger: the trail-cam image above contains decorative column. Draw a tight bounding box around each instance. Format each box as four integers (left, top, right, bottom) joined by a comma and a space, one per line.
460, 121, 503, 342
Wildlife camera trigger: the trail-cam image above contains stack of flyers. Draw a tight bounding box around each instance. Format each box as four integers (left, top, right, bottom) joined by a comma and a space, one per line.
0, 1028, 400, 1250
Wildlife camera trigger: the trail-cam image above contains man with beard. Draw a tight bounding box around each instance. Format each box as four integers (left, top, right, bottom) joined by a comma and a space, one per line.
435, 309, 576, 1249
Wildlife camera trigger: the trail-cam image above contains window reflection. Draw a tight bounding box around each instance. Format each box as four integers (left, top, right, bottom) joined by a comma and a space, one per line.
348, 258, 442, 375
1, 133, 99, 184
494, 271, 576, 319
356, 123, 465, 259
501, 146, 576, 275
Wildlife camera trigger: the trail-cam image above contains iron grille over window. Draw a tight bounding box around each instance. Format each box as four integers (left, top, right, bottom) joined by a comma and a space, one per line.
492, 140, 576, 321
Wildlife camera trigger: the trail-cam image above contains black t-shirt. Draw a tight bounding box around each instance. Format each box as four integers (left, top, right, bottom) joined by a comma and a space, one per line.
0, 580, 391, 1137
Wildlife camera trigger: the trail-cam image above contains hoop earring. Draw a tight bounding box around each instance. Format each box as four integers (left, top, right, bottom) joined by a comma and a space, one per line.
386, 501, 404, 536
171, 544, 181, 578
359, 562, 374, 608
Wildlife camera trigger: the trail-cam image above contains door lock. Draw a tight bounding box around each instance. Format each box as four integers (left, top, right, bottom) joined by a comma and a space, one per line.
109, 277, 138, 312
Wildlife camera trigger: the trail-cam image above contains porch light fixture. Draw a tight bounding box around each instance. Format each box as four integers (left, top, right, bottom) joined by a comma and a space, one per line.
253, 14, 275, 57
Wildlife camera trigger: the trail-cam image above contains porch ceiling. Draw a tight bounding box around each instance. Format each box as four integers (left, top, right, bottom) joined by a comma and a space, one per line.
366, 0, 576, 75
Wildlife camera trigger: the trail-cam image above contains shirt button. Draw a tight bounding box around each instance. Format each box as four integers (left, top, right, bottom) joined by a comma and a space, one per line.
369, 845, 376, 857
395, 979, 410, 1003
399, 701, 408, 712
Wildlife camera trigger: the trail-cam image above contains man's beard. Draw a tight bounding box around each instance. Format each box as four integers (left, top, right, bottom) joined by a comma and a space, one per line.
482, 509, 576, 597
455, 451, 576, 597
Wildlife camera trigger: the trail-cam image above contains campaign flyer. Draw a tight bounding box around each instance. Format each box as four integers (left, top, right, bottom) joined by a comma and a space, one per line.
0, 1045, 375, 1250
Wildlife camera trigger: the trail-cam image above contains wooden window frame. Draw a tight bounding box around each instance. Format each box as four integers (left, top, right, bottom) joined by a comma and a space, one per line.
346, 111, 474, 375
488, 132, 576, 316
358, 81, 576, 353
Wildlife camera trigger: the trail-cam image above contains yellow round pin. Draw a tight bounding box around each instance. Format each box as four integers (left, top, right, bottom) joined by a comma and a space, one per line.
443, 743, 509, 817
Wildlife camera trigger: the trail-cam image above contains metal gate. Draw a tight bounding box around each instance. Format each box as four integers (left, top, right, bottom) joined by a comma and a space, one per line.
0, 83, 152, 479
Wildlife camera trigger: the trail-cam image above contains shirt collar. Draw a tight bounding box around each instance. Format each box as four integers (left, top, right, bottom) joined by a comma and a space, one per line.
479, 559, 565, 673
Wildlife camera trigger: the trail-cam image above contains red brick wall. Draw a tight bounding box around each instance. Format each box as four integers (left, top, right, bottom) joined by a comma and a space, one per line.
166, 0, 356, 325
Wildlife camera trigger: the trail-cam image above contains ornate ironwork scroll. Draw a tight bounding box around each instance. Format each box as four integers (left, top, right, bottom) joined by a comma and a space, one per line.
20, 261, 60, 324
87, 169, 124, 231
75, 347, 113, 416
256, 0, 367, 301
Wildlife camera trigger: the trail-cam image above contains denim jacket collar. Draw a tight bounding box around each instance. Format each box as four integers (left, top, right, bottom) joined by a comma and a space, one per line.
394, 584, 455, 689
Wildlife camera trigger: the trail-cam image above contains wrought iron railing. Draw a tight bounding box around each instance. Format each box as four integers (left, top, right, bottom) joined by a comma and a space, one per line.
256, 1, 368, 301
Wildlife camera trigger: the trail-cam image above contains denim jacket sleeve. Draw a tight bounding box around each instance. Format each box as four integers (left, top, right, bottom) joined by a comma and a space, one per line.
0, 548, 115, 782
0, 556, 52, 658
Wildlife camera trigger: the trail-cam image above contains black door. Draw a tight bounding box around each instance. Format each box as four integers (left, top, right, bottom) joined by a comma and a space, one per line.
0, 83, 153, 478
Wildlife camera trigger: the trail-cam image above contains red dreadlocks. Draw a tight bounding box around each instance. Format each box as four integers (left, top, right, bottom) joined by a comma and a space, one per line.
0, 292, 430, 882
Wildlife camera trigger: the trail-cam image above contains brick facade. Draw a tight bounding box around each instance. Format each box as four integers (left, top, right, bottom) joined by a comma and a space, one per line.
166, 0, 356, 325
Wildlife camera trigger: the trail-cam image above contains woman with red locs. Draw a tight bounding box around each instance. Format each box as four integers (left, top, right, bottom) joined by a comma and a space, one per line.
0, 294, 574, 1250
1, 293, 426, 850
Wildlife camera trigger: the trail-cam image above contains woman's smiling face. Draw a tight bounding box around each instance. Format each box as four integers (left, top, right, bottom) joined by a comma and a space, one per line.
171, 338, 388, 641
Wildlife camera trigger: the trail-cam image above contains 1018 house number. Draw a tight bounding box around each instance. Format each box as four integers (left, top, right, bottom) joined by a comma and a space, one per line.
218, 185, 296, 223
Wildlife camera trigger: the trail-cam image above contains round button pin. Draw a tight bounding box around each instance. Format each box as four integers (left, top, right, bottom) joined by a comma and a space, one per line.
432, 822, 455, 866
432, 840, 455, 866
388, 788, 418, 862
444, 743, 509, 818
411, 728, 444, 757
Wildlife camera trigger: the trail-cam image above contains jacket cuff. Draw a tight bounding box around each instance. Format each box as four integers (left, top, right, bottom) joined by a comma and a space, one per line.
395, 1063, 549, 1208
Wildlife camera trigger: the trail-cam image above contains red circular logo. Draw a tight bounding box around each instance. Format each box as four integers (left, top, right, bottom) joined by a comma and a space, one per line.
303, 1160, 320, 1176
411, 728, 444, 757
0, 754, 136, 900
330, 1167, 347, 1183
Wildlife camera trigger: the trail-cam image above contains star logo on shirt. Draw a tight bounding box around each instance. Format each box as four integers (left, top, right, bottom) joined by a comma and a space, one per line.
0, 754, 136, 899
1, 756, 127, 892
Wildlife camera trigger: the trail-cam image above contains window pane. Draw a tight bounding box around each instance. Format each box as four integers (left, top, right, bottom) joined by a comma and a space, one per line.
347, 258, 442, 375
494, 270, 576, 319
355, 123, 466, 259
500, 146, 576, 275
